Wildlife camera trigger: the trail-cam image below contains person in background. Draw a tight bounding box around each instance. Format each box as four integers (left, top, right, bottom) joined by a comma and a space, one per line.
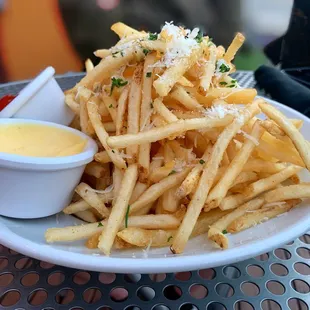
0, 0, 241, 82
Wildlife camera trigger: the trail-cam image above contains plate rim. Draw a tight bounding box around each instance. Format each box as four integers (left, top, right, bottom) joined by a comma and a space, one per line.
1, 98, 310, 273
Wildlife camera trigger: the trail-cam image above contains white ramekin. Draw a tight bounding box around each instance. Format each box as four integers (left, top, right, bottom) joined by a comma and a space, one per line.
0, 67, 75, 126
0, 118, 97, 219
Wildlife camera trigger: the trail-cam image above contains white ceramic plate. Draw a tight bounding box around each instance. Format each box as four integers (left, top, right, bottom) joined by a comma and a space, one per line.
1, 99, 310, 274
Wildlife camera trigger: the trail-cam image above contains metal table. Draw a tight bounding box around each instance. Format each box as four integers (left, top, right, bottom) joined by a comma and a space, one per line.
0, 72, 310, 310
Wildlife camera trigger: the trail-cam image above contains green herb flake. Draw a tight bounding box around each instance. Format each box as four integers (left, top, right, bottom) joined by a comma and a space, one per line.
168, 170, 176, 176
121, 51, 124, 57
143, 48, 150, 56
219, 81, 227, 86
219, 63, 230, 73
146, 72, 152, 78
111, 150, 115, 153
112, 51, 119, 58
222, 229, 228, 234
125, 205, 131, 228
98, 222, 103, 227
195, 31, 203, 43
149, 33, 158, 40
228, 84, 236, 88
109, 104, 113, 108
110, 77, 128, 95
199, 159, 205, 165
150, 102, 154, 109
167, 236, 173, 242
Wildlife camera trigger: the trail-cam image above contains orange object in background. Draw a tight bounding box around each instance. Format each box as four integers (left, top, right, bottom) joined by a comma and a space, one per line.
0, 0, 82, 82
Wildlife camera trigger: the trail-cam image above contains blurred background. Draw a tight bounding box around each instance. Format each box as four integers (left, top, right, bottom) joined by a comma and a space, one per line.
0, 0, 293, 82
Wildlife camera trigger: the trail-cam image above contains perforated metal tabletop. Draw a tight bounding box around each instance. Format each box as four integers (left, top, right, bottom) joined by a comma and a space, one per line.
0, 72, 309, 310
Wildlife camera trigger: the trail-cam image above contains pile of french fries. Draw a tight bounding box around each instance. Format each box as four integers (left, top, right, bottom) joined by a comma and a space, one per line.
45, 22, 310, 255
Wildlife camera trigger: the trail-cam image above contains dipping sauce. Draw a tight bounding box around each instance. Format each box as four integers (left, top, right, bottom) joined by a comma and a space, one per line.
0, 123, 86, 157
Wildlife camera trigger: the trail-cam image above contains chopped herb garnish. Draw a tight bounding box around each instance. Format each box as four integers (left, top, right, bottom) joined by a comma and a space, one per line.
228, 84, 236, 88
195, 31, 204, 43
146, 72, 152, 78
231, 79, 237, 84
121, 51, 124, 57
149, 33, 158, 40
109, 104, 113, 108
98, 222, 103, 227
111, 150, 115, 153
167, 236, 173, 242
219, 81, 228, 86
199, 159, 205, 165
125, 205, 130, 228
150, 102, 154, 109
143, 48, 150, 56
219, 63, 230, 73
222, 229, 228, 234
110, 77, 128, 95
112, 51, 119, 58
168, 170, 176, 176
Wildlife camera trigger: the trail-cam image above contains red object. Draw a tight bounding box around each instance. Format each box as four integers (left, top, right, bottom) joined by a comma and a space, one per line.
0, 94, 16, 111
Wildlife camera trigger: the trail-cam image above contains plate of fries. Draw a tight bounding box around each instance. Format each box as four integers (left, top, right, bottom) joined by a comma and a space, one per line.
1, 22, 310, 273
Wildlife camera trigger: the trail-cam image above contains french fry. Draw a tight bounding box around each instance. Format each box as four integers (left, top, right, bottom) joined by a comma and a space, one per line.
242, 159, 285, 174
224, 32, 245, 63
94, 151, 112, 164
154, 41, 207, 97
127, 63, 143, 162
130, 168, 191, 214
177, 76, 194, 88
116, 85, 130, 135
111, 22, 140, 37
153, 98, 178, 123
264, 183, 310, 203
65, 93, 80, 114
140, 40, 166, 52
107, 115, 234, 148
230, 171, 259, 188
75, 47, 141, 89
200, 46, 217, 91
206, 121, 263, 209
87, 98, 127, 170
79, 88, 95, 136
170, 85, 203, 110
75, 183, 110, 218
171, 101, 261, 253
176, 144, 213, 199
85, 58, 94, 72
98, 164, 138, 255
259, 102, 310, 170
208, 198, 264, 249
190, 88, 257, 106
228, 199, 302, 233
149, 161, 175, 183
94, 49, 110, 58
102, 93, 117, 123
117, 208, 229, 247
130, 182, 148, 204
112, 167, 123, 200
219, 165, 303, 210
85, 162, 109, 179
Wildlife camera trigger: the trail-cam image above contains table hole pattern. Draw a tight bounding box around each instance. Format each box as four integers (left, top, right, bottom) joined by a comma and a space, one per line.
0, 73, 309, 310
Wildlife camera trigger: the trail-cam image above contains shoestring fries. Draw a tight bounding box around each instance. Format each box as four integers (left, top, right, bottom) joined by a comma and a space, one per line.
46, 21, 310, 255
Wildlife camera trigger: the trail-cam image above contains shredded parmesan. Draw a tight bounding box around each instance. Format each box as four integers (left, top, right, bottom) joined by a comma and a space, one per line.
214, 59, 230, 78
203, 103, 244, 123
174, 159, 187, 172
142, 240, 152, 258
153, 22, 200, 68
263, 201, 287, 208
152, 156, 164, 160
238, 130, 260, 146
90, 184, 114, 194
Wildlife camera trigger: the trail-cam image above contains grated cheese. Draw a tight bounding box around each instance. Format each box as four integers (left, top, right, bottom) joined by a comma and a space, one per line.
142, 240, 152, 258
263, 201, 287, 208
152, 156, 164, 160
174, 159, 187, 172
214, 59, 230, 78
238, 130, 260, 146
90, 184, 114, 194
140, 109, 154, 132
154, 22, 200, 68
203, 103, 244, 123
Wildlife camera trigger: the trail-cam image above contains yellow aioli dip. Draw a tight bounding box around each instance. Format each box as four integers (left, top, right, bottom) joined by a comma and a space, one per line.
0, 123, 86, 157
